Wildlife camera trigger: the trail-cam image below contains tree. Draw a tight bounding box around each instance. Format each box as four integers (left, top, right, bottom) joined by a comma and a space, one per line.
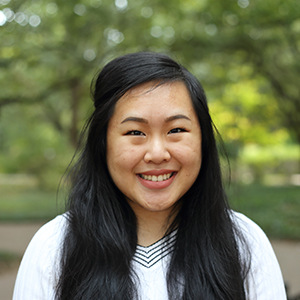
0, 0, 166, 146
168, 0, 300, 143
0, 0, 298, 182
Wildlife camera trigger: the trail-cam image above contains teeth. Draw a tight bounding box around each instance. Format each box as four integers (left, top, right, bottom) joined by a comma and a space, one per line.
140, 173, 173, 182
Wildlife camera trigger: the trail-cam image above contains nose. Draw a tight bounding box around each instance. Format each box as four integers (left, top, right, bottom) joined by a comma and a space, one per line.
144, 136, 171, 164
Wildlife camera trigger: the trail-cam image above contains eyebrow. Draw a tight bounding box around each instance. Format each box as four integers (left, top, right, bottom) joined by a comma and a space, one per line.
121, 117, 148, 124
165, 114, 191, 122
121, 114, 191, 124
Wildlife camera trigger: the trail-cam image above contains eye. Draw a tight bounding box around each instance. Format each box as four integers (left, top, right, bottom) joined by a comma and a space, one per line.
125, 130, 145, 136
168, 128, 187, 134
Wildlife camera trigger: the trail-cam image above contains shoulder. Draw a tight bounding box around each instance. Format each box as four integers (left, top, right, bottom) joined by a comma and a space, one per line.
230, 211, 269, 244
13, 214, 69, 300
230, 211, 275, 263
29, 214, 68, 246
25, 213, 68, 270
230, 211, 281, 260
23, 214, 68, 261
230, 210, 278, 271
230, 211, 287, 299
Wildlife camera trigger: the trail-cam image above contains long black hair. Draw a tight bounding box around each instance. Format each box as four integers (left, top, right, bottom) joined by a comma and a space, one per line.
56, 52, 250, 299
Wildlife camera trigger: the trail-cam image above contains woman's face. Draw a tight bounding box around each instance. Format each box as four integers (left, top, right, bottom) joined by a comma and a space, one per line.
106, 81, 202, 217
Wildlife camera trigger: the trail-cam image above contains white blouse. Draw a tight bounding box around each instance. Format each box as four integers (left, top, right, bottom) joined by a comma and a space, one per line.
13, 212, 287, 299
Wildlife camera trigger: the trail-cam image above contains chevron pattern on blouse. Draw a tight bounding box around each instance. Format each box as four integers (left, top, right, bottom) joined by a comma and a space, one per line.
133, 230, 177, 268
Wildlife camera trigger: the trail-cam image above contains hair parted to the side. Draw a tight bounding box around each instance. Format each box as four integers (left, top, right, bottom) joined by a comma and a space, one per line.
56, 52, 250, 300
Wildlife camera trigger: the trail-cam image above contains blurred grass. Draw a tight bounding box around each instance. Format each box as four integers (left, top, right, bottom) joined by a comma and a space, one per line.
0, 184, 299, 239
0, 186, 65, 222
228, 184, 300, 240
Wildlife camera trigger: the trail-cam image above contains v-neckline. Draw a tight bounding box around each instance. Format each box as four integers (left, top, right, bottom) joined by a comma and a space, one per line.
133, 230, 177, 268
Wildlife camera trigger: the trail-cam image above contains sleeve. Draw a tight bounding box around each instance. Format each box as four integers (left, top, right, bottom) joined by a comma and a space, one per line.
13, 215, 66, 300
233, 212, 287, 300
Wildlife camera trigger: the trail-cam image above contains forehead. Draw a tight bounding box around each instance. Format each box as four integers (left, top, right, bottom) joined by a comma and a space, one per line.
113, 81, 196, 116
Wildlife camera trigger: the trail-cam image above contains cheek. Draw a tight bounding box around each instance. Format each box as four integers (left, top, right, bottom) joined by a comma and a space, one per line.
107, 141, 142, 174
186, 155, 202, 178
175, 140, 202, 163
174, 143, 202, 176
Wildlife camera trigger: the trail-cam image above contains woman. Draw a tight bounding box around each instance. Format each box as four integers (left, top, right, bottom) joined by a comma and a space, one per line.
13, 52, 286, 299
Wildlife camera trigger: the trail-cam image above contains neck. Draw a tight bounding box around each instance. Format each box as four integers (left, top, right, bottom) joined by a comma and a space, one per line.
130, 205, 178, 247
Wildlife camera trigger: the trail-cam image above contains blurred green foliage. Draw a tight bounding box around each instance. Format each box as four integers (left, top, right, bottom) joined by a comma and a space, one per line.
0, 0, 299, 190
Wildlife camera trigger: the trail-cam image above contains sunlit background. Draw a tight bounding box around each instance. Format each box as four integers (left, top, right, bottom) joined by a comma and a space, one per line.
0, 0, 299, 238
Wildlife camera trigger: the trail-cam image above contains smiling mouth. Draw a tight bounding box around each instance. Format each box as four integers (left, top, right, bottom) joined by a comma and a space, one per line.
138, 172, 175, 182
